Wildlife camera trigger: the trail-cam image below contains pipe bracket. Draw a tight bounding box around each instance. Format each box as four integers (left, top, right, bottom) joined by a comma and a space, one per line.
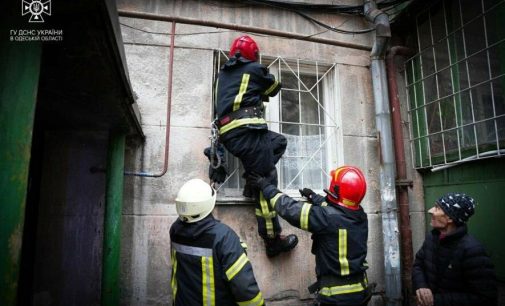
395, 179, 413, 187
365, 8, 383, 22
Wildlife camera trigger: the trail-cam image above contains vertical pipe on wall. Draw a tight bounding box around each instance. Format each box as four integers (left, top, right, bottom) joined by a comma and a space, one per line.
364, 1, 402, 305
101, 133, 126, 306
0, 41, 41, 306
387, 46, 415, 303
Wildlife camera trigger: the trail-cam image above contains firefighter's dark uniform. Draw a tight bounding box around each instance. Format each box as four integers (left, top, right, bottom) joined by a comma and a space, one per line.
170, 215, 264, 306
261, 185, 370, 306
216, 56, 285, 239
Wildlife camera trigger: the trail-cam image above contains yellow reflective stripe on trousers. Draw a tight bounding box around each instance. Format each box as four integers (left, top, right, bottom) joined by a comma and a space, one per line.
226, 253, 249, 281
233, 73, 251, 111
263, 80, 279, 96
260, 192, 274, 238
255, 209, 276, 218
170, 249, 178, 301
202, 256, 215, 306
319, 281, 365, 296
300, 203, 312, 231
238, 291, 265, 306
270, 193, 283, 209
338, 229, 350, 275
219, 117, 267, 135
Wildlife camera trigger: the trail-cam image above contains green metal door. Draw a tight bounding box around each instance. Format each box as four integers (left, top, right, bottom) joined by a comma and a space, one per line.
0, 39, 41, 306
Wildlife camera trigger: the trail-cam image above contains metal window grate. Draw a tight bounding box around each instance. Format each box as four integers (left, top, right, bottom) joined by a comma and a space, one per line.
405, 0, 505, 170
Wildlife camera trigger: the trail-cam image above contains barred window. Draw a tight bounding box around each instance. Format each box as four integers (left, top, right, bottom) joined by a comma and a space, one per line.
213, 51, 342, 200
405, 0, 505, 169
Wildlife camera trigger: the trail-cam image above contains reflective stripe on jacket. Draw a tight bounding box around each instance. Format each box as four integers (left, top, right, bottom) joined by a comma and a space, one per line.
216, 57, 281, 140
170, 216, 264, 306
263, 185, 368, 303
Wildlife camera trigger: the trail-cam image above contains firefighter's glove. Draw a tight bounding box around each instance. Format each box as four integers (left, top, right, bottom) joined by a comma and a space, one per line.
299, 188, 316, 201
247, 172, 270, 192
203, 146, 227, 184
209, 165, 227, 184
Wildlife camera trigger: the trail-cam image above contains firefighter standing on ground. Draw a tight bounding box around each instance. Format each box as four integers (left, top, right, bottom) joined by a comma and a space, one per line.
170, 179, 265, 306
215, 35, 297, 257
248, 166, 372, 306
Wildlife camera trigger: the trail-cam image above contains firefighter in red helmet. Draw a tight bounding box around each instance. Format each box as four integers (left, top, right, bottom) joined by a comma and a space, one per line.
248, 166, 373, 306
325, 166, 367, 210
229, 35, 260, 61
214, 35, 298, 257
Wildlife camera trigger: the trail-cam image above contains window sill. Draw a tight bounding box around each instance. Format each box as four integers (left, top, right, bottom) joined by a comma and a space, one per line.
216, 196, 256, 205
216, 192, 314, 205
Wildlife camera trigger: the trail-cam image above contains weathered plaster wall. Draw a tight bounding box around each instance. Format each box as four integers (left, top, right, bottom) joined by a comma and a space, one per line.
117, 0, 372, 67
117, 1, 425, 305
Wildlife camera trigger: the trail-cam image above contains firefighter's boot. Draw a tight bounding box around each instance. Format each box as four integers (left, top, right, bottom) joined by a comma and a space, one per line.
264, 234, 298, 257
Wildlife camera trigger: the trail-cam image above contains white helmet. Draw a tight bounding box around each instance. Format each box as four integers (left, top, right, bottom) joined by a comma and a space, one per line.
175, 179, 216, 223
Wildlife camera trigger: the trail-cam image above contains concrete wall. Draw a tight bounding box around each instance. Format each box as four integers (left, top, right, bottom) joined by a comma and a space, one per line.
118, 0, 426, 305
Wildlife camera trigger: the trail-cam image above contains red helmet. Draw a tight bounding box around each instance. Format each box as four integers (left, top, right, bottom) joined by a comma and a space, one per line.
229, 35, 259, 61
326, 166, 367, 210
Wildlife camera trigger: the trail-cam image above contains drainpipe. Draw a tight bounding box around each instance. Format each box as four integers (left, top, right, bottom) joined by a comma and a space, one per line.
387, 46, 415, 304
364, 1, 402, 306
101, 132, 126, 306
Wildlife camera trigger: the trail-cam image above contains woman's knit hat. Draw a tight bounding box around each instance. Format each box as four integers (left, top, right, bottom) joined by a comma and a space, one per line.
436, 192, 476, 225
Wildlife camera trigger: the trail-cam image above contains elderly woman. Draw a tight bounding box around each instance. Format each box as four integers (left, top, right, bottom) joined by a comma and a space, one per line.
412, 193, 497, 306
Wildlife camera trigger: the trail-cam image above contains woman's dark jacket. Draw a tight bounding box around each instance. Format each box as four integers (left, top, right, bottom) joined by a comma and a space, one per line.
412, 225, 497, 306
